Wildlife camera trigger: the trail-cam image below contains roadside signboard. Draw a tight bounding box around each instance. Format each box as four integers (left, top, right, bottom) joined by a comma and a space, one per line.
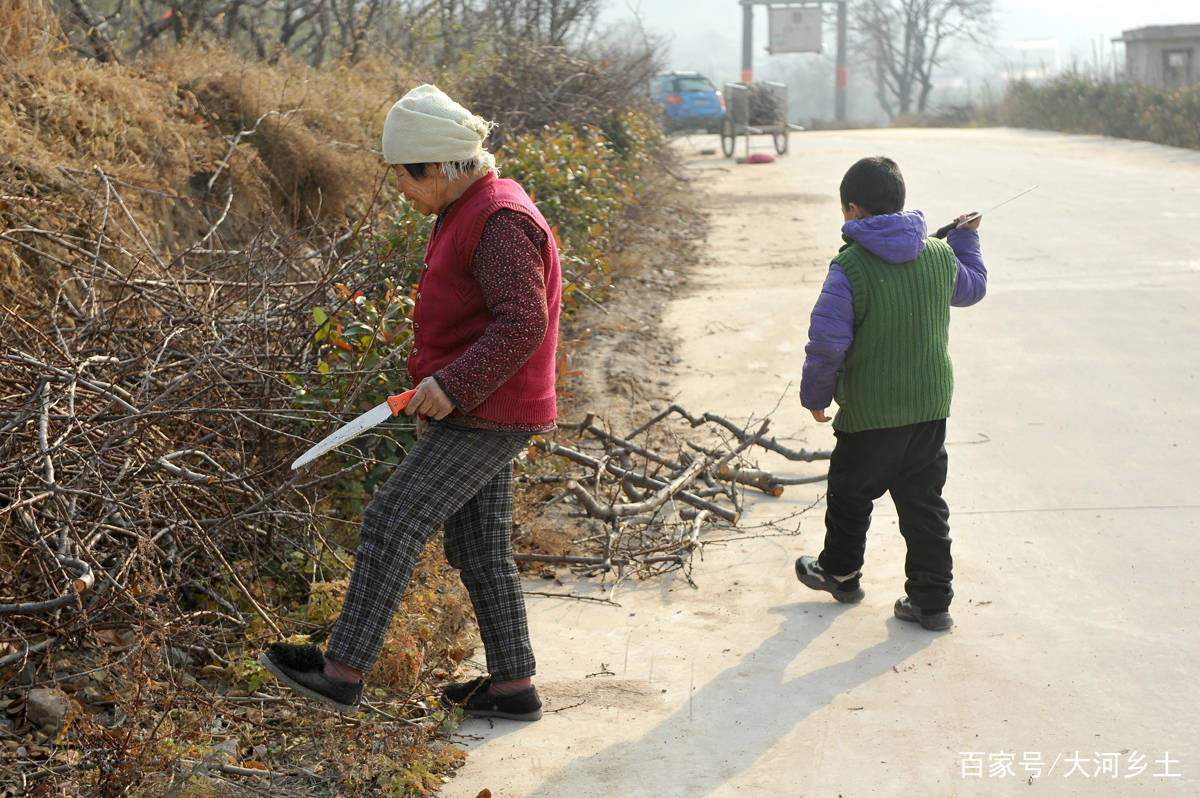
768, 6, 823, 54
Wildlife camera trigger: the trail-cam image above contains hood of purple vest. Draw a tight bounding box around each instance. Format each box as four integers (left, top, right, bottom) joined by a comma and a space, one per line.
841, 210, 928, 264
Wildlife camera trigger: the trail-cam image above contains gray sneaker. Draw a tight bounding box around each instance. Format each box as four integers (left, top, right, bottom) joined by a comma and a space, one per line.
893, 597, 953, 631
794, 556, 865, 603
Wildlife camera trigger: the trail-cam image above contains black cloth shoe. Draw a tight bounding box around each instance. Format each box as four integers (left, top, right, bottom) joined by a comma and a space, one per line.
795, 555, 865, 603
894, 596, 953, 631
441, 676, 542, 722
441, 675, 492, 704
260, 643, 362, 713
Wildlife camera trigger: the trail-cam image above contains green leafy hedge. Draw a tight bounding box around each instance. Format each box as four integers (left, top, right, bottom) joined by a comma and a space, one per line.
1001, 76, 1200, 149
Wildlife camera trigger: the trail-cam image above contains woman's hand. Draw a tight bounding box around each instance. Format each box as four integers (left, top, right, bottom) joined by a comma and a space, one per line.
810, 408, 831, 423
406, 376, 455, 422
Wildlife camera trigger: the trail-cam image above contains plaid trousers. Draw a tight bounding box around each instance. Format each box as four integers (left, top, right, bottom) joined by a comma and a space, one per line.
325, 421, 535, 680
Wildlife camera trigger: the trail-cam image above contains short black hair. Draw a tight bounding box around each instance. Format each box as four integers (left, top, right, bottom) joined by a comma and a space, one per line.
839, 156, 905, 216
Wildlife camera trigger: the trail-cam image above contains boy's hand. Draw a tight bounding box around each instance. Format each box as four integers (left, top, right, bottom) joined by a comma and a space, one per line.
955, 211, 981, 230
810, 408, 831, 423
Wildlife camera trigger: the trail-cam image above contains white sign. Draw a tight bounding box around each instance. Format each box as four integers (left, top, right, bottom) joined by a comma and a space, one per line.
768, 6, 823, 54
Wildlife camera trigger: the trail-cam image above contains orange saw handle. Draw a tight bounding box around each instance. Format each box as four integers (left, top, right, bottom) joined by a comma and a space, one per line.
386, 389, 417, 416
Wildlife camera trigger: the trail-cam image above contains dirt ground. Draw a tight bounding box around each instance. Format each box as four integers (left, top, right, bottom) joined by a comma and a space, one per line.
445, 128, 1200, 797
444, 138, 843, 797
554, 169, 705, 429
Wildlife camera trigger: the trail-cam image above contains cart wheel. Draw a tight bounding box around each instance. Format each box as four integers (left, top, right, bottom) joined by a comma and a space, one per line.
720, 117, 735, 158
773, 130, 788, 155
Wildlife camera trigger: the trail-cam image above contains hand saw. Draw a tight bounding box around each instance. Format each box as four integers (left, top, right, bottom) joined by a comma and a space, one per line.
290, 389, 416, 470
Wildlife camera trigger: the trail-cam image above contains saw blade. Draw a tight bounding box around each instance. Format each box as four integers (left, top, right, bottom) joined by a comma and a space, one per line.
291, 401, 393, 470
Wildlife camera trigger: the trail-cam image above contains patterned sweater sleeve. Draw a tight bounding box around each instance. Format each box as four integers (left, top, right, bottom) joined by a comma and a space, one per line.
433, 208, 549, 412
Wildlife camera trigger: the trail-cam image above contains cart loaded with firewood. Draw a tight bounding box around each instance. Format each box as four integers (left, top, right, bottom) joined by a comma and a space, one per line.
719, 81, 799, 158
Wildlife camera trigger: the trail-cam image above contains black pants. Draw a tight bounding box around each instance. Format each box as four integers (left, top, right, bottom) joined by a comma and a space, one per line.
818, 419, 953, 612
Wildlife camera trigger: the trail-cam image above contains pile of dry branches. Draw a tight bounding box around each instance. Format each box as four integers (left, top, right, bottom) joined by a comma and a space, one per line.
2, 166, 362, 646
517, 405, 831, 584
0, 164, 458, 793
746, 82, 785, 127
0, 9, 677, 792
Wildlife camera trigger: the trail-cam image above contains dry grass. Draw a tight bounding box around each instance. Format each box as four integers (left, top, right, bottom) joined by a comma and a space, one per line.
153, 47, 406, 224
0, 6, 425, 309
0, 0, 59, 60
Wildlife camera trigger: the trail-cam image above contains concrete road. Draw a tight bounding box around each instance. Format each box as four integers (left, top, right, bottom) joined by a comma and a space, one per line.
445, 128, 1199, 797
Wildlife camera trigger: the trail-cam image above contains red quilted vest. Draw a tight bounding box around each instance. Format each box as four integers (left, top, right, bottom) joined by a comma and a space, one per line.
407, 173, 561, 426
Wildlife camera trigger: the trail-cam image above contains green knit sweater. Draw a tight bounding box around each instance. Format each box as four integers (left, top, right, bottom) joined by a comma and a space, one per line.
833, 238, 957, 433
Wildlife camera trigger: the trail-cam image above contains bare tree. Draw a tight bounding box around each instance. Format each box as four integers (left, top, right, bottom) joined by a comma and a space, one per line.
49, 0, 602, 65
489, 0, 599, 46
853, 0, 994, 118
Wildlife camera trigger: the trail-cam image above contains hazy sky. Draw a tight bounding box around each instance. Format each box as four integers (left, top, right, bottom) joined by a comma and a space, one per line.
601, 0, 1197, 87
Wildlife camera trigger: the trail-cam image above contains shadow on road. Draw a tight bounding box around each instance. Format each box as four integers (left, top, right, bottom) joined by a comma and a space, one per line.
520, 600, 935, 797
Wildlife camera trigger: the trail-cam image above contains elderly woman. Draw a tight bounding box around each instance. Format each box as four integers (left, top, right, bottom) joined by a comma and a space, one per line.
261, 85, 561, 722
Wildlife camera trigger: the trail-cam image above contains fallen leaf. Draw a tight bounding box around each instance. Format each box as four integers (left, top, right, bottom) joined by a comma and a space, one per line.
446, 648, 472, 662
94, 629, 129, 648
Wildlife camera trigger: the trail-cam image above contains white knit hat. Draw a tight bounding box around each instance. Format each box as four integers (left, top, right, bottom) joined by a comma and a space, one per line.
381, 84, 492, 165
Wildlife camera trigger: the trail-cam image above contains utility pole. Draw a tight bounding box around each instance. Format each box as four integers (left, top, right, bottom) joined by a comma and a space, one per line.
741, 1, 755, 82
835, 0, 847, 120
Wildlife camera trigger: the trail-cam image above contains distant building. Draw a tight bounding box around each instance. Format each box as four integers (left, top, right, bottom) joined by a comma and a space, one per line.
1115, 24, 1200, 89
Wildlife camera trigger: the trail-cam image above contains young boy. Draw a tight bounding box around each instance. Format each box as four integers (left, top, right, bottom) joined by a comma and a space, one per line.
795, 156, 986, 631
